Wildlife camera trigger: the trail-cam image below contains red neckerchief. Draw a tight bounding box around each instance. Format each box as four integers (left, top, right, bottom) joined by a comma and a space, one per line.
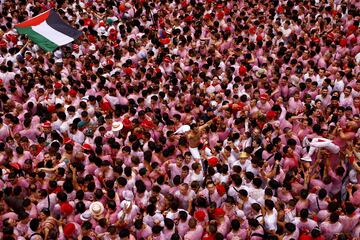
52, 186, 62, 194
257, 121, 265, 130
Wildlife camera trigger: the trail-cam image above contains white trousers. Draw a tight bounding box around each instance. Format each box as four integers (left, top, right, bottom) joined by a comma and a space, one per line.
305, 137, 340, 157
189, 146, 201, 159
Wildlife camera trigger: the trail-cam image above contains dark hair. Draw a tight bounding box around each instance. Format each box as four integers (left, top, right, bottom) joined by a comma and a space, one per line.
239, 189, 248, 197
152, 225, 163, 234
265, 199, 274, 210
285, 222, 296, 233
179, 210, 188, 220
345, 202, 355, 215
231, 219, 240, 231
318, 188, 327, 199
330, 212, 339, 223
248, 218, 260, 228
300, 209, 308, 219
253, 178, 262, 188
299, 189, 309, 199
164, 218, 174, 229
119, 228, 130, 238
75, 201, 86, 213
29, 218, 40, 231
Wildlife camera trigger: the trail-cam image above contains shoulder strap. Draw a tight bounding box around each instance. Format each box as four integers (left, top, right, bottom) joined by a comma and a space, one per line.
47, 194, 51, 211
251, 233, 266, 239
208, 190, 212, 204
265, 154, 274, 161
29, 233, 42, 240
233, 186, 241, 193
316, 197, 320, 211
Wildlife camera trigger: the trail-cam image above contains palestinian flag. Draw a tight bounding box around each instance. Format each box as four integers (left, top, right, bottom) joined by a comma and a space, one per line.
15, 9, 82, 52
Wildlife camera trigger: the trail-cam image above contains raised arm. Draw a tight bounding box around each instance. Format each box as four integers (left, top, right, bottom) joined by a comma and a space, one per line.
199, 116, 218, 132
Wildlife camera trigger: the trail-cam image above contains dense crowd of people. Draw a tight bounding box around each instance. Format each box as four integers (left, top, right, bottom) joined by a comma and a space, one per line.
0, 0, 359, 239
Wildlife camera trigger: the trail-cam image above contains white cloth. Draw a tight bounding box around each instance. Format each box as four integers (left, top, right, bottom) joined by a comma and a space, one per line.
174, 125, 191, 134
189, 146, 201, 159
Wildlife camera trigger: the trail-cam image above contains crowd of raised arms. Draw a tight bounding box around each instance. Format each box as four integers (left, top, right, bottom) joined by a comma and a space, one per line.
0, 0, 359, 239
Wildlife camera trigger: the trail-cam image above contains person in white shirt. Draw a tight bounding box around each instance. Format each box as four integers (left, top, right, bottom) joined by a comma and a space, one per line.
333, 71, 345, 92
238, 152, 251, 171
212, 164, 229, 184
263, 199, 278, 233
68, 125, 85, 144
189, 162, 204, 186
281, 20, 292, 39
315, 68, 327, 86
315, 87, 332, 107
238, 189, 257, 216
248, 178, 265, 201
174, 183, 196, 211
246, 158, 261, 176
339, 86, 353, 107
227, 175, 248, 203
303, 67, 317, 82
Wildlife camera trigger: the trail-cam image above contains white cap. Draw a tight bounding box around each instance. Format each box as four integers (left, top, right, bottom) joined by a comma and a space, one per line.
81, 96, 89, 101
32, 45, 40, 52
80, 210, 92, 221
98, 27, 108, 36
89, 45, 96, 51
349, 169, 358, 184
120, 200, 132, 209
122, 190, 134, 201
60, 124, 69, 133
235, 209, 245, 218
356, 52, 360, 64
104, 131, 114, 138
54, 50, 62, 59
210, 101, 217, 108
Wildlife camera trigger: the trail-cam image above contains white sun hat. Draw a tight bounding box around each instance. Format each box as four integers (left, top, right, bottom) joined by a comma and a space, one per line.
112, 122, 123, 132
89, 202, 104, 217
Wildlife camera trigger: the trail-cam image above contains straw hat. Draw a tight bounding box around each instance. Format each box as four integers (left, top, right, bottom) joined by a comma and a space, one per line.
239, 152, 249, 158
255, 68, 267, 78
112, 122, 123, 132
89, 202, 104, 216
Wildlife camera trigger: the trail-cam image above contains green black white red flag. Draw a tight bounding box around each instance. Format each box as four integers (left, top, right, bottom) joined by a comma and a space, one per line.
15, 9, 82, 52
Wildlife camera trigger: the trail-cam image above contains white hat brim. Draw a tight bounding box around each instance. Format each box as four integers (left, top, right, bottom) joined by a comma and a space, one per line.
112, 122, 123, 132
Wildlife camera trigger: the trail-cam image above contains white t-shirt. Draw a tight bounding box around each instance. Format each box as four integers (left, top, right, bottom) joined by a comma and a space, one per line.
264, 210, 278, 231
